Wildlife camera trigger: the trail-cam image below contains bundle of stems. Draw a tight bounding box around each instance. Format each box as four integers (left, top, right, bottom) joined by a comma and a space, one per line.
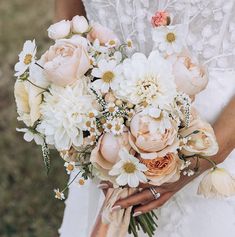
128, 211, 158, 237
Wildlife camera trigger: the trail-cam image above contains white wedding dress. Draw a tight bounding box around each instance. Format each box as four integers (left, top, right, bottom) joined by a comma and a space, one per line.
59, 0, 235, 236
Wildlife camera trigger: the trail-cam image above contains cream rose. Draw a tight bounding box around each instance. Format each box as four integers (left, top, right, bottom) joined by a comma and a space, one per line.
129, 111, 179, 159
180, 118, 218, 156
43, 38, 90, 87
47, 20, 71, 40
87, 22, 118, 44
198, 168, 235, 198
139, 153, 182, 186
14, 80, 42, 127
72, 15, 89, 34
90, 131, 131, 181
168, 53, 208, 96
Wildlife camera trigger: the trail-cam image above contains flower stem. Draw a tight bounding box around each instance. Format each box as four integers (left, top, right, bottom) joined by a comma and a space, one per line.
62, 171, 81, 193
26, 79, 49, 92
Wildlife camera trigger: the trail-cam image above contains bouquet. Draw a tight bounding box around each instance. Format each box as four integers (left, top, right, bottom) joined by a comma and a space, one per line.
14, 12, 235, 237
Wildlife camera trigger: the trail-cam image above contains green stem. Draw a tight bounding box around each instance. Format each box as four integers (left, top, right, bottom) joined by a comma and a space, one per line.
62, 171, 81, 193
198, 156, 217, 169
26, 79, 49, 92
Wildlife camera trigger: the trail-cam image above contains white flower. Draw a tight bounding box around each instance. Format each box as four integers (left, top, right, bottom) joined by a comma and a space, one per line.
16, 128, 44, 145
152, 25, 185, 55
106, 39, 119, 48
37, 79, 97, 151
110, 118, 124, 135
142, 107, 172, 134
64, 161, 76, 174
109, 148, 148, 188
105, 102, 118, 114
14, 40, 37, 77
91, 59, 122, 93
54, 188, 65, 200
116, 51, 177, 107
198, 168, 235, 198
72, 15, 89, 34
126, 38, 134, 50
47, 20, 71, 40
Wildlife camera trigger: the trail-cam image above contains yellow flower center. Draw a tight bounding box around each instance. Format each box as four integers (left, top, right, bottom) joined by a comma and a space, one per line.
102, 71, 115, 83
78, 179, 85, 185
88, 112, 95, 118
108, 107, 115, 113
109, 40, 116, 46
127, 41, 132, 48
106, 123, 112, 129
67, 164, 74, 171
115, 124, 121, 131
166, 32, 176, 43
123, 162, 136, 173
24, 54, 33, 65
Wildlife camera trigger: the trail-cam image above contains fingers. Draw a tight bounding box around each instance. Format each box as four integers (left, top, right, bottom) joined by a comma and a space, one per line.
113, 188, 155, 209
133, 192, 173, 216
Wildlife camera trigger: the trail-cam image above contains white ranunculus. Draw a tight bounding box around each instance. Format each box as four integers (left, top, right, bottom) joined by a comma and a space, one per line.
72, 15, 89, 34
198, 168, 235, 198
47, 20, 71, 40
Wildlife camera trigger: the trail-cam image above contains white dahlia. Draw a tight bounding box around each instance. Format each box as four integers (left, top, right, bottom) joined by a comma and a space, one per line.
37, 79, 97, 151
115, 51, 177, 107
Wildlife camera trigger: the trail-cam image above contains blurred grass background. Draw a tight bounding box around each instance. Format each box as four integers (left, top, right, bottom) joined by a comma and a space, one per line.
0, 1, 67, 236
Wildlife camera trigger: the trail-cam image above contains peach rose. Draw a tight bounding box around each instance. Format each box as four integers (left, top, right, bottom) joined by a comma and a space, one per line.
180, 118, 218, 156
43, 38, 90, 87
129, 111, 179, 159
87, 22, 118, 44
90, 130, 131, 181
139, 153, 182, 185
168, 53, 208, 96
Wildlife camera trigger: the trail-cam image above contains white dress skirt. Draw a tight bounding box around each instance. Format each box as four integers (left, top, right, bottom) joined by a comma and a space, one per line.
59, 0, 235, 236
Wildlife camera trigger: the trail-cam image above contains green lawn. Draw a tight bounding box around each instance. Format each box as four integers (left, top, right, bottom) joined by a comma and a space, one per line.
0, 1, 67, 236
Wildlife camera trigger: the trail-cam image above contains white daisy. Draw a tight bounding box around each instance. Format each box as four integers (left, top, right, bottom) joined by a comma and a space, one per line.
110, 118, 124, 135
115, 51, 177, 107
54, 188, 65, 200
109, 148, 148, 188
64, 161, 76, 174
15, 40, 37, 77
106, 38, 119, 48
16, 128, 44, 145
91, 59, 122, 93
152, 25, 185, 55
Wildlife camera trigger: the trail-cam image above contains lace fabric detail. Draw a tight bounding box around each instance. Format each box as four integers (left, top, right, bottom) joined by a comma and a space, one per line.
82, 0, 235, 71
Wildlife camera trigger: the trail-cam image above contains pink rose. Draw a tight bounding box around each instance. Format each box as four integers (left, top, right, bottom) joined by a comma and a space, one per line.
168, 53, 208, 96
87, 22, 118, 45
90, 131, 131, 181
129, 111, 179, 159
43, 38, 90, 87
151, 11, 170, 27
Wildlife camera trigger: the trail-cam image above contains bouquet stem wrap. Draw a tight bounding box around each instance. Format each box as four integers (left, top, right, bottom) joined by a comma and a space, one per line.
90, 188, 137, 237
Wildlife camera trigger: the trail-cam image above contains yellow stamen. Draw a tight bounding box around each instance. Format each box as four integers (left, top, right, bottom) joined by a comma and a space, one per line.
123, 162, 136, 173
24, 54, 33, 65
67, 164, 74, 171
166, 32, 176, 43
102, 71, 115, 83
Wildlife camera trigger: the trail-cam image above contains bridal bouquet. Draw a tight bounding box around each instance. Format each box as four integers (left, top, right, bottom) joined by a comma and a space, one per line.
14, 13, 235, 237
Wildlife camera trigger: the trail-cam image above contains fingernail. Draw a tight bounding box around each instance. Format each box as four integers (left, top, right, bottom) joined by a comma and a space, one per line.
133, 211, 142, 217
111, 205, 121, 212
97, 183, 109, 189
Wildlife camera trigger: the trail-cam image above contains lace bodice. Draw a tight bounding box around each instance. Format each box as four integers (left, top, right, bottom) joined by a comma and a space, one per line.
82, 0, 235, 71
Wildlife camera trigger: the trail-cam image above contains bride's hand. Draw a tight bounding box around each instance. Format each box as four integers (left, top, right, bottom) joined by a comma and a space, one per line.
112, 174, 196, 216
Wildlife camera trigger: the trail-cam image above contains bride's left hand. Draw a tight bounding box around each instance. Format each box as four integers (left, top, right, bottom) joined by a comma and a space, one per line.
112, 174, 197, 216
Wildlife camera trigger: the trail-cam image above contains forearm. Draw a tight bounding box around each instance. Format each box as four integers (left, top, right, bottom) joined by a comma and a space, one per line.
55, 0, 86, 21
